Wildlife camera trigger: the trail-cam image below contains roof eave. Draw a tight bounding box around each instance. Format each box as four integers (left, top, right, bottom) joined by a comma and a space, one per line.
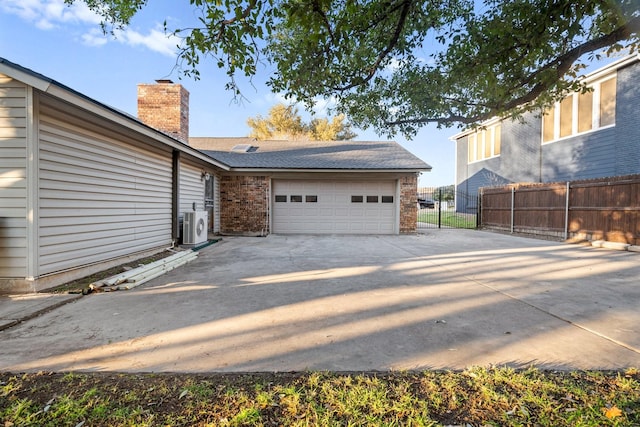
44, 86, 231, 171
227, 167, 432, 173
0, 58, 231, 171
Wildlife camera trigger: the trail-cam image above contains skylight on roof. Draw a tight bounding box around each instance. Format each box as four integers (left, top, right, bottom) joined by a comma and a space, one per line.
230, 144, 258, 153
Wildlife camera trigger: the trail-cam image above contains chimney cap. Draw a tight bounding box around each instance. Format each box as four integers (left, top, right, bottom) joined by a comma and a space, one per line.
155, 79, 174, 84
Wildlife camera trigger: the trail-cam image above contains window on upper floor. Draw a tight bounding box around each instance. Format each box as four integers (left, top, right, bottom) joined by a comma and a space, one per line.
542, 75, 616, 144
468, 124, 501, 163
600, 77, 616, 127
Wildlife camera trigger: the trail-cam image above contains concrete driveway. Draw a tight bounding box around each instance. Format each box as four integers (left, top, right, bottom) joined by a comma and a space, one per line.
1, 230, 639, 372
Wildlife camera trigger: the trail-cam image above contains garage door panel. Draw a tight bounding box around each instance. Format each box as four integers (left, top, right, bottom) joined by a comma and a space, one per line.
333, 222, 350, 232
365, 210, 381, 218
273, 179, 397, 234
381, 210, 395, 219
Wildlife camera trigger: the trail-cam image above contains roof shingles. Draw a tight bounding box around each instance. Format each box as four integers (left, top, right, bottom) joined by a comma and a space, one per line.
189, 137, 431, 170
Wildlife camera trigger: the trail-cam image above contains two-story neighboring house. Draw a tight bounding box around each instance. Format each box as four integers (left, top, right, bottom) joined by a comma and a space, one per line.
452, 55, 640, 213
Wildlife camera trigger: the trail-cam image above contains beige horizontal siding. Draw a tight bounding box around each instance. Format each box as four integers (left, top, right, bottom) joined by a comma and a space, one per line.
180, 160, 205, 215
38, 106, 173, 275
0, 74, 27, 278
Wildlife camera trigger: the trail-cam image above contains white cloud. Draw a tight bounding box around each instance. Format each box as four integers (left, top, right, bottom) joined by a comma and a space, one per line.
113, 27, 180, 57
1, 0, 101, 29
2, 0, 178, 56
81, 28, 108, 47
385, 57, 402, 72
311, 96, 337, 116
1, 0, 40, 21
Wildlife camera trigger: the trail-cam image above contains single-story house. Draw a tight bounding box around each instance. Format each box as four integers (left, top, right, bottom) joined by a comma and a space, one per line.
189, 137, 430, 235
0, 57, 430, 293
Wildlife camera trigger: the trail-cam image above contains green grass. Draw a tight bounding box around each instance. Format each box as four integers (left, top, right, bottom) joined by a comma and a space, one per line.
418, 209, 477, 229
1, 367, 638, 426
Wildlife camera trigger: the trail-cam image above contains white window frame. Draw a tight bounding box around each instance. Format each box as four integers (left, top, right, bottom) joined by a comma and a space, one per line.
542, 74, 616, 145
468, 124, 501, 164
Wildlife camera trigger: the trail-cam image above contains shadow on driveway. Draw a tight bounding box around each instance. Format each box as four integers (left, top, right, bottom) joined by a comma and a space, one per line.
1, 230, 638, 372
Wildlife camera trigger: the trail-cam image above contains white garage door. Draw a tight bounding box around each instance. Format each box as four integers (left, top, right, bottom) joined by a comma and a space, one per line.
272, 180, 397, 234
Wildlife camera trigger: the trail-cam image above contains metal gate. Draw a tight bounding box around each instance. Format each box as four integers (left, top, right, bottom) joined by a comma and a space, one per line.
417, 186, 479, 230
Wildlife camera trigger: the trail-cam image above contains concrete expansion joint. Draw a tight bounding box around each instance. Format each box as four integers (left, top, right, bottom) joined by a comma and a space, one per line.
474, 282, 640, 357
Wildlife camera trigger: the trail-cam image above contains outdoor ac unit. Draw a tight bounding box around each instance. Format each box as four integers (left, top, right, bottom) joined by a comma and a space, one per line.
183, 211, 208, 245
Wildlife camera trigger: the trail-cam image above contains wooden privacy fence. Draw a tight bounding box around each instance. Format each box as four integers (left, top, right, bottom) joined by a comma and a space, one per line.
480, 174, 640, 245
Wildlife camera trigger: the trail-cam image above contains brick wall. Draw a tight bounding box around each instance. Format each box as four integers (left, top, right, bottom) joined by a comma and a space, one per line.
220, 175, 270, 235
137, 81, 189, 144
400, 175, 418, 234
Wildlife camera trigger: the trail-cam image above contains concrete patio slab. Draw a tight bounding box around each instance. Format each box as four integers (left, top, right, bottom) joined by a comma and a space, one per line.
0, 230, 638, 372
0, 293, 81, 331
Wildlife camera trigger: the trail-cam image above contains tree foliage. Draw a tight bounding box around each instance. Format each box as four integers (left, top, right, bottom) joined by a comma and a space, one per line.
67, 0, 639, 138
247, 103, 357, 140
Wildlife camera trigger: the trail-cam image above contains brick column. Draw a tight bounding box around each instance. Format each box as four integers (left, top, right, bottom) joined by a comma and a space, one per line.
400, 175, 418, 234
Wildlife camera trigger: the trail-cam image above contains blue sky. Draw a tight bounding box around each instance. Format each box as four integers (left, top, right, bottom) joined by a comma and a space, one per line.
0, 0, 461, 187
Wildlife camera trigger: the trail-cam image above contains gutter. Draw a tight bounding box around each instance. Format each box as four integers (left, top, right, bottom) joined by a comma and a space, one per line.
225, 167, 432, 173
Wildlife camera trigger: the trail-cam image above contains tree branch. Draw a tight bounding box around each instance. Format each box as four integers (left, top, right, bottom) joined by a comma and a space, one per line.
311, 0, 336, 44
331, 0, 414, 91
385, 15, 640, 127
213, 0, 258, 42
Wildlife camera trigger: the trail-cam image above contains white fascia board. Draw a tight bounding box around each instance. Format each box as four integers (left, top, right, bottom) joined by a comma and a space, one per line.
0, 62, 50, 91
43, 85, 230, 171
449, 117, 502, 141
583, 54, 639, 82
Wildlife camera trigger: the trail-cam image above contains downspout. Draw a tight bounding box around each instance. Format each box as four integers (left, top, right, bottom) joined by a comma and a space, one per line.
264, 177, 271, 237
564, 181, 570, 240
510, 186, 515, 234
172, 150, 181, 243
25, 87, 39, 284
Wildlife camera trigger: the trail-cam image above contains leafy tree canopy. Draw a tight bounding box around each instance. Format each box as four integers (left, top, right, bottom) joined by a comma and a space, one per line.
67, 0, 639, 138
247, 103, 357, 140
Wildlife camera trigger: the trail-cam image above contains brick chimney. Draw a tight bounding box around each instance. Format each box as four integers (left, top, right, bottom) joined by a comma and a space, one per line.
137, 80, 189, 144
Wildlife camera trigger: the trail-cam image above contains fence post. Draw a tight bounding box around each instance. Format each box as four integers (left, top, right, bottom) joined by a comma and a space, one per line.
564, 181, 570, 240
510, 187, 515, 234
476, 192, 481, 229
438, 188, 442, 229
